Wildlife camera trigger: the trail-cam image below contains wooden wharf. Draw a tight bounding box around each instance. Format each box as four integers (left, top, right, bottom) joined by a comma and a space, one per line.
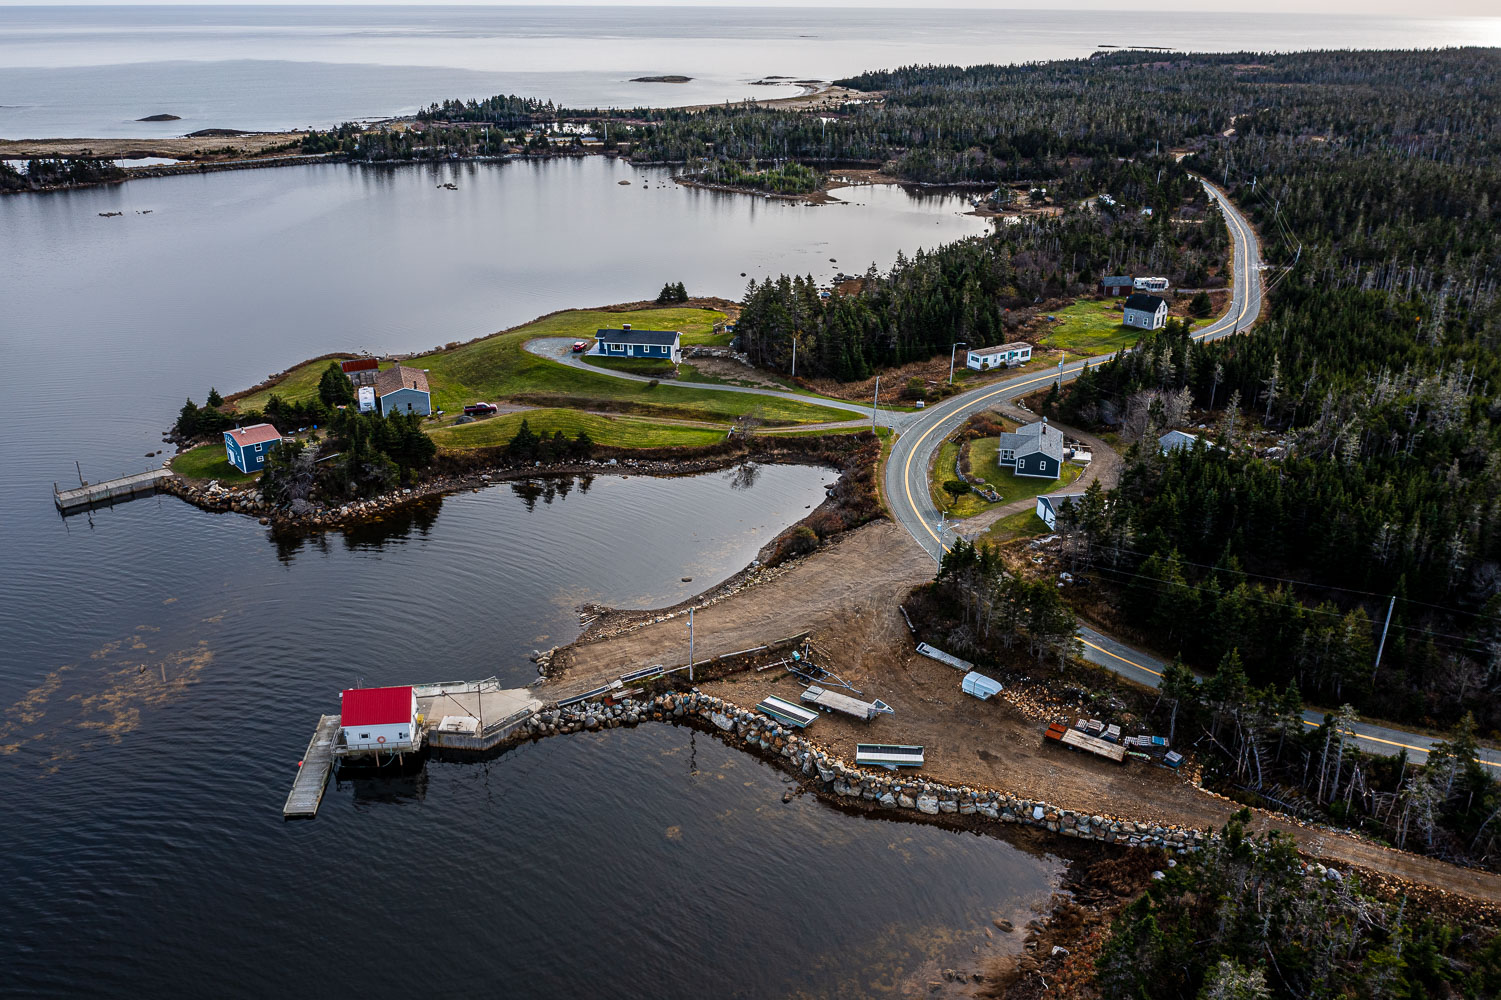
55, 469, 174, 513
283, 715, 340, 819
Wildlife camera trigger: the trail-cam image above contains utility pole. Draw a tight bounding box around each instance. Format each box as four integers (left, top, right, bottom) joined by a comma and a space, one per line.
1057, 353, 1066, 389
949, 341, 966, 384
871, 376, 880, 434
791, 336, 797, 378
1371, 595, 1396, 681
688, 607, 695, 682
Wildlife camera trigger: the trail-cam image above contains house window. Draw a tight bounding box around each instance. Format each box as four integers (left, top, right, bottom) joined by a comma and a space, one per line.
360, 733, 370, 740
1018, 459, 1026, 470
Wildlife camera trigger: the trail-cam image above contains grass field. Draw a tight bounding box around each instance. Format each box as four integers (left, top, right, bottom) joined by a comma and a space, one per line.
170, 442, 261, 483
1040, 298, 1208, 357
233, 308, 851, 427
1039, 299, 1140, 355
930, 437, 1085, 518
429, 407, 728, 450
982, 507, 1051, 544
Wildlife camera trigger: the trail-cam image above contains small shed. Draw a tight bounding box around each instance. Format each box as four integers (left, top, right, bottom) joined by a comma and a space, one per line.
962, 671, 1002, 700
340, 685, 419, 752
223, 423, 283, 474
1098, 276, 1134, 296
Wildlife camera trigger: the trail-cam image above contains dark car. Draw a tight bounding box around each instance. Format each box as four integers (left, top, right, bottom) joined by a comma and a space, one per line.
463, 402, 499, 416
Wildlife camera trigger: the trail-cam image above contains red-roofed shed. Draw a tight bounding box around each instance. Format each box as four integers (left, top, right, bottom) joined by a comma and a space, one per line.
340, 685, 418, 752
341, 358, 379, 374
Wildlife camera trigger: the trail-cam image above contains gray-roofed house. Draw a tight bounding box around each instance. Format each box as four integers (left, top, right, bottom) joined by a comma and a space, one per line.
593, 323, 682, 363
1159, 429, 1210, 454
1098, 275, 1134, 297
997, 419, 1064, 479
1122, 293, 1169, 331
374, 365, 431, 416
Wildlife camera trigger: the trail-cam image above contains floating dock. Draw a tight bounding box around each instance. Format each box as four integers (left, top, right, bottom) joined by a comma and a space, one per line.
800, 684, 892, 721
855, 743, 926, 770
284, 714, 340, 819
756, 694, 818, 729
916, 642, 973, 672
54, 469, 174, 513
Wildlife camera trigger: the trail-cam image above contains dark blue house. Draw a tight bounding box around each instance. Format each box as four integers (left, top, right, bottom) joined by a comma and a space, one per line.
223, 423, 283, 474
593, 324, 682, 363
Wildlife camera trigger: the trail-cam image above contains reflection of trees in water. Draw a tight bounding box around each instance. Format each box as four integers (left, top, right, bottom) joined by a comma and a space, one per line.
729, 462, 761, 491
270, 495, 442, 562
512, 474, 592, 511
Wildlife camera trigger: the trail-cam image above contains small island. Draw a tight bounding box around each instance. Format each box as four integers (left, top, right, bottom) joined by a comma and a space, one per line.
630, 75, 692, 84
136, 113, 181, 122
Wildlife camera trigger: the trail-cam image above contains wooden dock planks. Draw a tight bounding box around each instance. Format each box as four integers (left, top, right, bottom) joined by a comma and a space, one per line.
283, 714, 340, 819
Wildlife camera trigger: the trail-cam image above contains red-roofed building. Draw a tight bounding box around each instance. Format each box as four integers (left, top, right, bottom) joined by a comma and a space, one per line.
340, 358, 379, 374
340, 685, 419, 752
223, 423, 284, 474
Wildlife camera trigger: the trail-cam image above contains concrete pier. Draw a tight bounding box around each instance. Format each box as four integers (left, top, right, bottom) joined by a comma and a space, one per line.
55, 469, 174, 513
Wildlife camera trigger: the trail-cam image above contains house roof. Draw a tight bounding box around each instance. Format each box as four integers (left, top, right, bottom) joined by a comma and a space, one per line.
1001, 420, 1064, 461
341, 358, 379, 373
1100, 275, 1134, 286
970, 341, 1031, 355
375, 365, 430, 397
341, 686, 415, 727
1038, 492, 1087, 514
1159, 430, 1202, 451
1124, 293, 1168, 313
225, 423, 282, 447
596, 328, 680, 346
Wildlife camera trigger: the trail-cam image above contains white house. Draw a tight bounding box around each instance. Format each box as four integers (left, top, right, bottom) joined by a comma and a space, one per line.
966, 341, 1032, 371
1122, 293, 1169, 331
340, 685, 419, 753
1036, 492, 1086, 530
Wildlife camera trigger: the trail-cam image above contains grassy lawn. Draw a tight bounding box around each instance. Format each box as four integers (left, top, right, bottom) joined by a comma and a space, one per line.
232, 308, 851, 427
1040, 298, 1141, 356
930, 436, 1086, 518
582, 356, 678, 378
1040, 298, 1210, 357
170, 442, 261, 484
982, 507, 1051, 545
429, 407, 727, 451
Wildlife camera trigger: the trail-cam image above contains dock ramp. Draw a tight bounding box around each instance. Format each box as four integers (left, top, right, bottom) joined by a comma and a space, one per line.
55, 469, 174, 514
284, 715, 340, 819
855, 744, 925, 770
916, 643, 973, 672
800, 685, 892, 722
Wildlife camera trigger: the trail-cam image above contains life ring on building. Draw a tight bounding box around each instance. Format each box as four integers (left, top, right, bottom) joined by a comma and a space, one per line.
376, 735, 386, 744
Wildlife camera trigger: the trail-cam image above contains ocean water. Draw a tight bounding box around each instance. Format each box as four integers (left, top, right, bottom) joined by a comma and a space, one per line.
1, 5, 1497, 137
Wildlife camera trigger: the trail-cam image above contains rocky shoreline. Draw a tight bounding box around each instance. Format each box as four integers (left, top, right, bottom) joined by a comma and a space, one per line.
161, 452, 768, 532
518, 687, 1212, 855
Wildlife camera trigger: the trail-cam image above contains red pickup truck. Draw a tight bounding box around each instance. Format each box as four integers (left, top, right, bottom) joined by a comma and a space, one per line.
463, 402, 499, 416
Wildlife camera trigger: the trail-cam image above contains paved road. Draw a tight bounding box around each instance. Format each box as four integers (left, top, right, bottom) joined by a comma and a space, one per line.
522, 186, 1496, 771
881, 177, 1500, 769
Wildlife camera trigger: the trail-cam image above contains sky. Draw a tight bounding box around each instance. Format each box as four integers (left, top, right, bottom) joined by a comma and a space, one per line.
0, 0, 1496, 13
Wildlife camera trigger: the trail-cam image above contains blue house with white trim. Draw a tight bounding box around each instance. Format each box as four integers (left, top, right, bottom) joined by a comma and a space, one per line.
223, 423, 283, 474
593, 324, 682, 363
375, 365, 431, 417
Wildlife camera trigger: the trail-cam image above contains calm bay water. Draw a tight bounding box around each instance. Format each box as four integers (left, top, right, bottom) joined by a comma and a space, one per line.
1, 6, 1497, 138
0, 157, 1032, 995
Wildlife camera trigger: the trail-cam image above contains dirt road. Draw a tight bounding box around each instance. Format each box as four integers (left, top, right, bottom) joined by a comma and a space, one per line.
543, 519, 1501, 906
